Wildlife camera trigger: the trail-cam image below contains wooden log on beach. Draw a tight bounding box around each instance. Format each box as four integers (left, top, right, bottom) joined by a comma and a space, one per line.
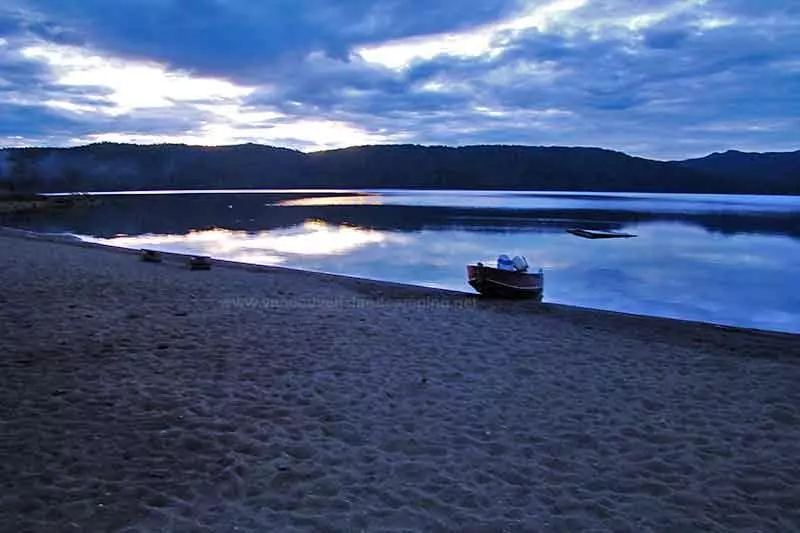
140, 249, 163, 263
188, 255, 212, 270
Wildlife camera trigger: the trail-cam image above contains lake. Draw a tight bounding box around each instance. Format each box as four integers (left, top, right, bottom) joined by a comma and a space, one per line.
5, 189, 800, 333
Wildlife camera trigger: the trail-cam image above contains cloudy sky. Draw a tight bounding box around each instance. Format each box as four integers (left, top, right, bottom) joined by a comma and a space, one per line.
0, 0, 797, 159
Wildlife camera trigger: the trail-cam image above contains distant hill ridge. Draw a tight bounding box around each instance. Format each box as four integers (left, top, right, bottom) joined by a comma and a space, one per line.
676, 149, 800, 188
0, 143, 797, 195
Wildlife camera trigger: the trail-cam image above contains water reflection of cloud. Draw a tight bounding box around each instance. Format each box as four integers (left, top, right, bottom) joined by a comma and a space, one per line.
274, 194, 383, 207
150, 188, 800, 214
362, 190, 800, 214
76, 216, 799, 333
86, 220, 408, 265
287, 221, 799, 333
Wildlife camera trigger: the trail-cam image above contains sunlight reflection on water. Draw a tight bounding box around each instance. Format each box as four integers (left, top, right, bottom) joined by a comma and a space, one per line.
85, 220, 407, 261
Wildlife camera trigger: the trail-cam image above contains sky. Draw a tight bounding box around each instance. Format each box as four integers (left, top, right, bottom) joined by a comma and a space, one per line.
0, 0, 798, 160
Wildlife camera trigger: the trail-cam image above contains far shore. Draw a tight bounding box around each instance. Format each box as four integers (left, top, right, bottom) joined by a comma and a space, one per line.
0, 191, 99, 214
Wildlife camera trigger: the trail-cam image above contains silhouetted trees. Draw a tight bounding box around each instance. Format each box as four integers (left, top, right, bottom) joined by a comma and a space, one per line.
0, 143, 796, 195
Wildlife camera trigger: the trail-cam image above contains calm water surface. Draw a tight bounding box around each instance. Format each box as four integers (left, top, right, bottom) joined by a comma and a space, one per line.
7, 190, 800, 333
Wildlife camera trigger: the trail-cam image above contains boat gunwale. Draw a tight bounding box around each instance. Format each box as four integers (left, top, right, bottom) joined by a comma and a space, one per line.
467, 263, 544, 295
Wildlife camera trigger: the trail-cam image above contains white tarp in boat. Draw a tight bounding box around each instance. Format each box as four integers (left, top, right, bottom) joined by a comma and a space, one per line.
497, 254, 515, 271
497, 254, 529, 272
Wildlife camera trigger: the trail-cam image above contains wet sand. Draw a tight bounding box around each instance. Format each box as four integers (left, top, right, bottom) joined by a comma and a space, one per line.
1, 230, 798, 532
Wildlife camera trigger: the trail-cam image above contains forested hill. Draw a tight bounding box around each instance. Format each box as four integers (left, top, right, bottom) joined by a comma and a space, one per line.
0, 143, 797, 194
675, 150, 800, 195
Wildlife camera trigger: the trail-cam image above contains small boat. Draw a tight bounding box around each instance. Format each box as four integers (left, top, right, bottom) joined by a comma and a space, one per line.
567, 228, 637, 239
467, 256, 544, 300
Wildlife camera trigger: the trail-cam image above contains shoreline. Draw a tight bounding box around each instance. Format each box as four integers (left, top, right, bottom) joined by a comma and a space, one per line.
1, 230, 799, 531
0, 192, 99, 215
1, 224, 796, 339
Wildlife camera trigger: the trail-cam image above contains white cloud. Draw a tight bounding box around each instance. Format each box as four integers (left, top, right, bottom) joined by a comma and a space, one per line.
357, 0, 588, 70
21, 43, 253, 114
16, 42, 395, 150
84, 118, 395, 151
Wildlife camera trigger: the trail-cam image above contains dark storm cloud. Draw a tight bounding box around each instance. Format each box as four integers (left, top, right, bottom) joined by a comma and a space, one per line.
0, 11, 21, 37
9, 0, 521, 81
0, 104, 79, 139
0, 99, 217, 147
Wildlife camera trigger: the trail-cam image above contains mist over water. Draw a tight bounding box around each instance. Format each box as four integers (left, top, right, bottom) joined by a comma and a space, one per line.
7, 190, 800, 333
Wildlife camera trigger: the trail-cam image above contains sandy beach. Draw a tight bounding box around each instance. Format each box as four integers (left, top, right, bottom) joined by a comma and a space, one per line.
1, 230, 798, 532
